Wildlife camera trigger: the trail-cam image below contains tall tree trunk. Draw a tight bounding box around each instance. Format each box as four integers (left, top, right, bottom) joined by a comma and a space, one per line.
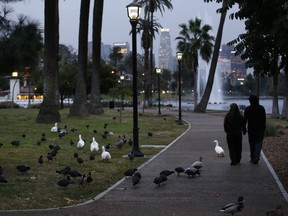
36, 0, 61, 123
281, 70, 288, 119
89, 0, 104, 115
69, 0, 90, 117
272, 72, 280, 118
194, 1, 227, 113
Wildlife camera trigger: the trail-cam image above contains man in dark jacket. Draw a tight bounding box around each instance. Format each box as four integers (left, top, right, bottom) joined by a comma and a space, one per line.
244, 94, 266, 164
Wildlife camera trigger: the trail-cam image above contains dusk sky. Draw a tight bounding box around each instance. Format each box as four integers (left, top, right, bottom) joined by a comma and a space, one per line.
8, 1, 245, 66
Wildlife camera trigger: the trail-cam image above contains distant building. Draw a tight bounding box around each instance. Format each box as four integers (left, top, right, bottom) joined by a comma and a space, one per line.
88, 42, 112, 62
112, 42, 130, 54
158, 28, 173, 71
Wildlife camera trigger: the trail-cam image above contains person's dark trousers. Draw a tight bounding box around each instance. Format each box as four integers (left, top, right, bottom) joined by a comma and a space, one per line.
248, 132, 264, 163
227, 133, 242, 165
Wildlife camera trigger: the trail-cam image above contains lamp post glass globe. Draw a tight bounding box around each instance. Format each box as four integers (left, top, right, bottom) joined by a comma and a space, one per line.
126, 2, 144, 157
176, 51, 183, 125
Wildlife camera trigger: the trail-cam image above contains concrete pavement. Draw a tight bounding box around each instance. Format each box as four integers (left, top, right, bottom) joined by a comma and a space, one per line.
1, 110, 288, 216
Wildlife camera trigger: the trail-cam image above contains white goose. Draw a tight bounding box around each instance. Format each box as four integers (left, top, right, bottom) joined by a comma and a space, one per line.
77, 135, 85, 148
90, 137, 99, 152
51, 123, 58, 133
220, 196, 244, 215
191, 156, 203, 169
101, 146, 111, 160
213, 140, 225, 157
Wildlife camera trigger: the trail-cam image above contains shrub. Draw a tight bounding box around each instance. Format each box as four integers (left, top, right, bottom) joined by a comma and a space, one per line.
0, 101, 20, 109
265, 120, 277, 137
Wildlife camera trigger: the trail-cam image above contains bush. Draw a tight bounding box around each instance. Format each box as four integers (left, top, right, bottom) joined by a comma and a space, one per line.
265, 120, 277, 137
0, 101, 20, 109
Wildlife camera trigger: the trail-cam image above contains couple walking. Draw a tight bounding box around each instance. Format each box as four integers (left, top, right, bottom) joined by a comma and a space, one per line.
224, 95, 266, 165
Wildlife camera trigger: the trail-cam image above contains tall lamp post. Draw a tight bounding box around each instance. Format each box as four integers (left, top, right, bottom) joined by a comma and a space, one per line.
120, 75, 125, 110
155, 68, 162, 115
126, 3, 144, 157
176, 51, 183, 125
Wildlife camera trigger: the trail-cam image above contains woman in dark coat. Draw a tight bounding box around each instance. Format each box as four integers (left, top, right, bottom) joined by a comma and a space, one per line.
224, 103, 247, 165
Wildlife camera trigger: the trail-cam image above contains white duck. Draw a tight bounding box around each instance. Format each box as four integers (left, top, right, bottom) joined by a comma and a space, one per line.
90, 137, 99, 152
51, 123, 58, 133
191, 156, 203, 170
213, 140, 224, 157
101, 146, 111, 160
220, 196, 244, 215
77, 135, 85, 148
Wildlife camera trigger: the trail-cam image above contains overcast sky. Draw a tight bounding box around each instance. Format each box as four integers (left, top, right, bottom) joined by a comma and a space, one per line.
8, 0, 245, 66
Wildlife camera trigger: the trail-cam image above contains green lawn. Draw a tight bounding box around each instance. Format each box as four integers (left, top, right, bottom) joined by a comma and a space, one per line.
0, 108, 187, 210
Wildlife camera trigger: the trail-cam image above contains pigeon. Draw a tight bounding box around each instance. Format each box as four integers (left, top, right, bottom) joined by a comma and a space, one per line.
148, 132, 153, 137
213, 140, 225, 157
69, 170, 82, 178
0, 166, 3, 175
220, 196, 245, 215
11, 140, 20, 147
124, 168, 137, 177
153, 174, 167, 187
57, 176, 70, 188
184, 167, 200, 177
116, 136, 125, 149
128, 151, 134, 160
132, 174, 141, 187
77, 157, 84, 165
174, 167, 185, 176
86, 172, 93, 183
56, 166, 71, 176
160, 170, 175, 177
16, 165, 30, 174
21, 133, 26, 138
89, 152, 96, 160
58, 125, 67, 137
38, 155, 44, 164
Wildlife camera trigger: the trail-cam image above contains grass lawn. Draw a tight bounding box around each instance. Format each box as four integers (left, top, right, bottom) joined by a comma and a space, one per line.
0, 108, 187, 210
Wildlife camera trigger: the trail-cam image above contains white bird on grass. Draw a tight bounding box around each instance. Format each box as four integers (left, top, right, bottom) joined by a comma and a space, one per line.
51, 123, 58, 133
90, 137, 99, 152
220, 196, 245, 215
101, 146, 111, 160
77, 135, 85, 148
213, 140, 224, 157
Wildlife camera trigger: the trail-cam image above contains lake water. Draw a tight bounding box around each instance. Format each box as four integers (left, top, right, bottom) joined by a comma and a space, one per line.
162, 98, 284, 115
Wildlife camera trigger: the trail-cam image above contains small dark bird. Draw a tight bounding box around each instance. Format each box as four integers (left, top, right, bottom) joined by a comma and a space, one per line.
56, 166, 71, 176
102, 133, 107, 139
132, 175, 141, 187
70, 139, 75, 145
77, 157, 84, 165
0, 143, 3, 147
86, 172, 93, 183
36, 140, 41, 145
79, 174, 86, 186
116, 136, 125, 149
153, 174, 167, 187
69, 170, 82, 178
185, 167, 200, 177
128, 138, 133, 146
70, 128, 77, 133
128, 151, 134, 160
124, 168, 137, 177
105, 143, 111, 150
112, 116, 116, 120
58, 125, 67, 137
41, 136, 47, 142
38, 155, 44, 165
74, 152, 79, 158
104, 123, 108, 129
41, 132, 46, 137
160, 170, 175, 177
174, 167, 185, 176
93, 129, 97, 134
11, 140, 20, 147
86, 124, 90, 128
0, 166, 3, 175
47, 153, 53, 162
89, 153, 96, 160
133, 172, 142, 179
148, 132, 153, 137
57, 176, 70, 188
0, 176, 8, 183
21, 133, 26, 138
16, 165, 30, 174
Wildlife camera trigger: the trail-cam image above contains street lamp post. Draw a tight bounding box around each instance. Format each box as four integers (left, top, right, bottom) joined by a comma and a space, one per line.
176, 51, 183, 125
126, 3, 144, 157
120, 75, 125, 110
155, 68, 162, 115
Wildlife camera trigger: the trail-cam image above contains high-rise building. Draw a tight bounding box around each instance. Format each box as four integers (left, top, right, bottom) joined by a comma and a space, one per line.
158, 28, 173, 71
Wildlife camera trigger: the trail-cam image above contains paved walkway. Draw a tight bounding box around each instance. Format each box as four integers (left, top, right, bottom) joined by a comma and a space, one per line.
1, 110, 288, 216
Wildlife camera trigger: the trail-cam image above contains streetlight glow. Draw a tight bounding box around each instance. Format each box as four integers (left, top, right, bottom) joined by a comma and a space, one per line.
126, 3, 141, 20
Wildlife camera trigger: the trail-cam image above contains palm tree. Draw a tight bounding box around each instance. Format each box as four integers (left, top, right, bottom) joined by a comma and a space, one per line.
89, 0, 104, 115
109, 46, 123, 68
69, 0, 90, 117
134, 0, 173, 107
176, 18, 214, 110
36, 0, 60, 123
194, 0, 228, 113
